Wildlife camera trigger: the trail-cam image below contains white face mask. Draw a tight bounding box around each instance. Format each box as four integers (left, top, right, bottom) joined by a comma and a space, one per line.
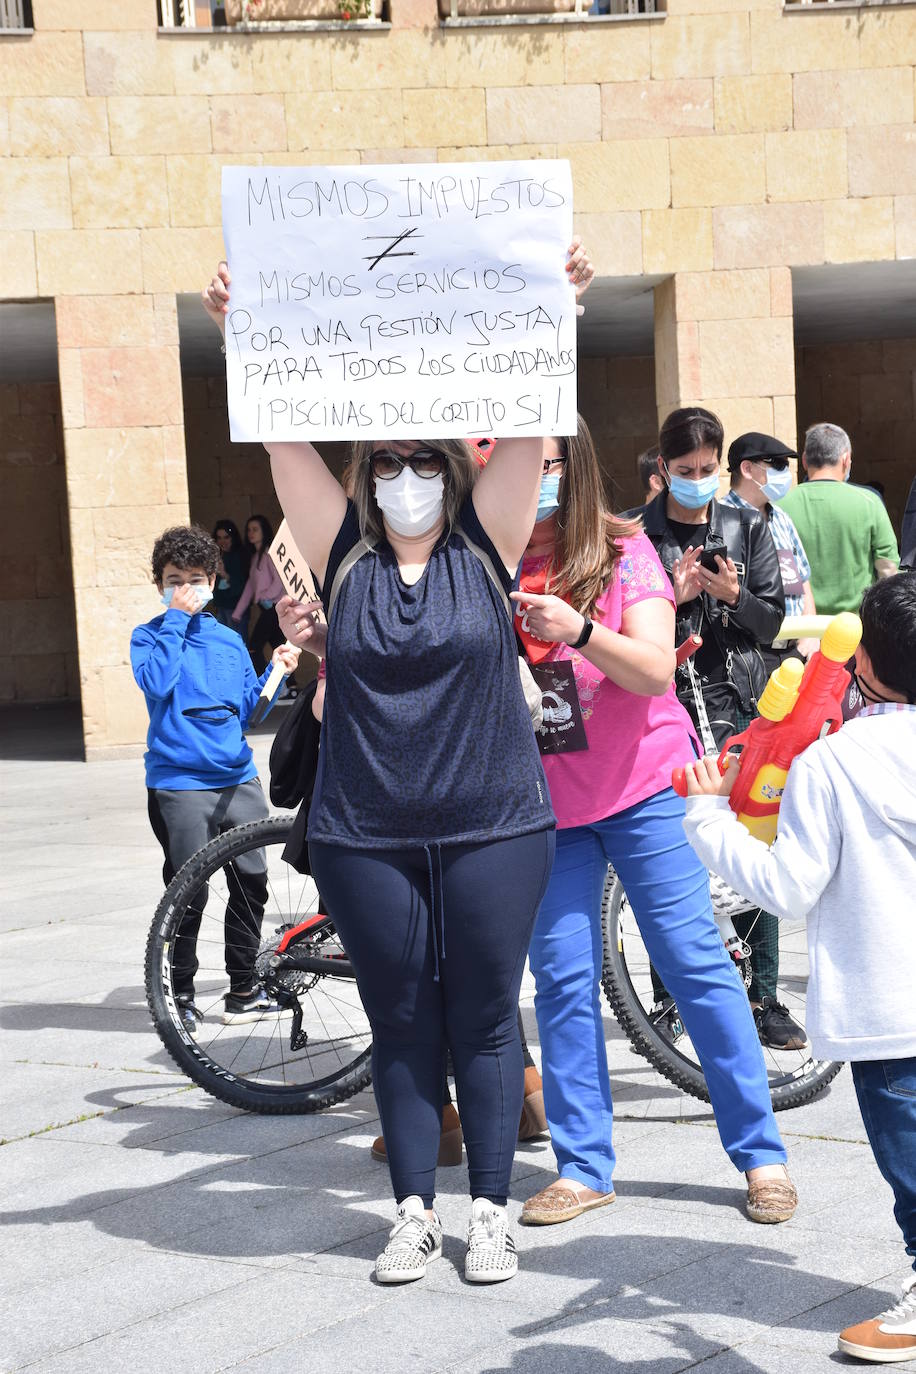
373, 467, 445, 537
161, 584, 213, 612
752, 466, 793, 503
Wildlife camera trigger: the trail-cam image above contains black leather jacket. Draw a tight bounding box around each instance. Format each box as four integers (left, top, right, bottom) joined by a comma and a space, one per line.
629, 492, 786, 733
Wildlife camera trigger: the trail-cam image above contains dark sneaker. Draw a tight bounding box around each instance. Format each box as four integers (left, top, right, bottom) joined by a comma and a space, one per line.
176, 996, 201, 1039
754, 997, 807, 1051
838, 1275, 916, 1362
652, 997, 685, 1044
222, 986, 288, 1025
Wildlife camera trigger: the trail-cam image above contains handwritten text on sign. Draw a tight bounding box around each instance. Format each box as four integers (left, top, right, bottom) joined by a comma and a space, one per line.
221, 162, 576, 441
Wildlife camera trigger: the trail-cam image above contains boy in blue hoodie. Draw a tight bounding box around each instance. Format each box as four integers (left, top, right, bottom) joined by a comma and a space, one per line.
131, 525, 298, 1037
682, 573, 916, 1364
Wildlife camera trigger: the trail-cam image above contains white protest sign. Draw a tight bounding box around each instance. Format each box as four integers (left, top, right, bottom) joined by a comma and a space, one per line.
221, 161, 576, 442
268, 519, 324, 621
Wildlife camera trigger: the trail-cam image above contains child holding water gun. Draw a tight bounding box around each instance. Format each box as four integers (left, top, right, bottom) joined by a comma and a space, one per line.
681, 572, 916, 1365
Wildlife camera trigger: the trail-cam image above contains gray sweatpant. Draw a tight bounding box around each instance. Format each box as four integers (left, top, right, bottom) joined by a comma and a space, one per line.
148, 778, 269, 998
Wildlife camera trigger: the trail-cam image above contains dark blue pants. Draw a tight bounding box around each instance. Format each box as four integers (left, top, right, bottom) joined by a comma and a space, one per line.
310, 829, 555, 1208
852, 1058, 916, 1270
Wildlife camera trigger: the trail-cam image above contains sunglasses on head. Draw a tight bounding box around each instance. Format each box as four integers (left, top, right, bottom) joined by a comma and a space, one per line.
369, 448, 447, 481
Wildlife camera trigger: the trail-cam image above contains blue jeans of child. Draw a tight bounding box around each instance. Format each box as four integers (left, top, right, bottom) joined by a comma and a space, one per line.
852, 1058, 916, 1270
528, 786, 786, 1193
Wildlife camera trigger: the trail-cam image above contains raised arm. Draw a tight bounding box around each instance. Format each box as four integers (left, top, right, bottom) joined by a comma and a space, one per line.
472, 238, 593, 574
203, 262, 347, 588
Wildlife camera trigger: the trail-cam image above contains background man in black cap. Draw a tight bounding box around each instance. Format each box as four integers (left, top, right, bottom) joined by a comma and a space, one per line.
722, 432, 814, 1053
724, 432, 819, 662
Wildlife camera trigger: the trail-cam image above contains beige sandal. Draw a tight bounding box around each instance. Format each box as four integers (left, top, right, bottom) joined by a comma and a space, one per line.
745, 1167, 798, 1224
521, 1180, 616, 1226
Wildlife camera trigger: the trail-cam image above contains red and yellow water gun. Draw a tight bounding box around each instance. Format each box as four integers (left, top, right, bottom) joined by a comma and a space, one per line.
672, 611, 863, 844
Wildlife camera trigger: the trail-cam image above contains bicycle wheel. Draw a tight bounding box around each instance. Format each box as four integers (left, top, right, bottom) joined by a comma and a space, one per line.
600, 865, 843, 1111
145, 816, 372, 1114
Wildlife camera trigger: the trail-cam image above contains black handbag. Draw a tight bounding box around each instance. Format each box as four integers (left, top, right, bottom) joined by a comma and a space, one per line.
267, 676, 321, 811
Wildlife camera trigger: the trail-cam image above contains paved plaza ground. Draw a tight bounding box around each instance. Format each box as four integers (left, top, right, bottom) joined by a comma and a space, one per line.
1, 703, 914, 1374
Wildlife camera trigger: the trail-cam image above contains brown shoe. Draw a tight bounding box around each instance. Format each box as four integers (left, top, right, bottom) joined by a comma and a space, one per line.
837, 1277, 916, 1363
521, 1179, 615, 1226
519, 1066, 548, 1141
745, 1166, 798, 1224
370, 1103, 463, 1167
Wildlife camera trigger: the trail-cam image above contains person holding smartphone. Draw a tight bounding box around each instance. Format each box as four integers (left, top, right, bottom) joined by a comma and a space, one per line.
630, 407, 785, 751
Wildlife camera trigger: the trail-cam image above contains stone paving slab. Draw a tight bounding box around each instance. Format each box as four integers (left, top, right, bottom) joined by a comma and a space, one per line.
2, 732, 915, 1373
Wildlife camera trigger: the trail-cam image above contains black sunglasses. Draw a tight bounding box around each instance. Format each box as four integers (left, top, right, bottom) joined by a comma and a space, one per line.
369, 448, 447, 481
756, 456, 791, 471
542, 455, 568, 475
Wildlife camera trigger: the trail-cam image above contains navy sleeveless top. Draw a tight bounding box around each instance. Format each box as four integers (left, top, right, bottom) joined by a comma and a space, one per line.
307, 496, 555, 850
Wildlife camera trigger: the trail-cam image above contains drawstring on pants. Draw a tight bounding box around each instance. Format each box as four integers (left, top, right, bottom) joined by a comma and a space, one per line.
424, 842, 446, 982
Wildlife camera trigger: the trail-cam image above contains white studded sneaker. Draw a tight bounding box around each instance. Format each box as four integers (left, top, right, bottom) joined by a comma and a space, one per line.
374, 1196, 442, 1285
465, 1198, 518, 1284
838, 1274, 916, 1363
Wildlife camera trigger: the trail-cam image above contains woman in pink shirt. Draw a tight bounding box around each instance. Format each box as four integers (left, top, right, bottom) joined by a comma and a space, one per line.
233, 515, 286, 673
511, 418, 794, 1229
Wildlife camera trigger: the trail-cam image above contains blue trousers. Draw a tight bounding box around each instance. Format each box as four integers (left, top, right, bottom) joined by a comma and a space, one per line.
311, 829, 555, 1208
528, 787, 786, 1192
852, 1058, 916, 1270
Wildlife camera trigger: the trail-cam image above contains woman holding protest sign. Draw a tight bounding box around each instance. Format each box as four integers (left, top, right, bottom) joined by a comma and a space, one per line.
203, 239, 592, 1288
510, 416, 794, 1229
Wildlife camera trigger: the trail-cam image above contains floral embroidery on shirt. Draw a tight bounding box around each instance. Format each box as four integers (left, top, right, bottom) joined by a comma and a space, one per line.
620, 550, 666, 607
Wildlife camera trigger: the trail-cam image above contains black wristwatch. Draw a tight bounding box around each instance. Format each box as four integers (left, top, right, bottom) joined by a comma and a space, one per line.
569, 616, 594, 650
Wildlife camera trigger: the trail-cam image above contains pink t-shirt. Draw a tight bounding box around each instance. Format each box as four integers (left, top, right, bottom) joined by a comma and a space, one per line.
520, 533, 699, 829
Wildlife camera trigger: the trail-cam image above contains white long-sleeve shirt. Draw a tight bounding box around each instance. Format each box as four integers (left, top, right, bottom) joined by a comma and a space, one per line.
683, 705, 916, 1063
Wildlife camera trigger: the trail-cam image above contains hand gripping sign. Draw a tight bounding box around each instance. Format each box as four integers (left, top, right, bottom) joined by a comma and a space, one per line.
247, 521, 323, 728
221, 161, 577, 442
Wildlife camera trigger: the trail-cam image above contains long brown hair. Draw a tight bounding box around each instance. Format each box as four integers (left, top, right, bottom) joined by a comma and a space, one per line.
348, 439, 477, 542
545, 415, 642, 617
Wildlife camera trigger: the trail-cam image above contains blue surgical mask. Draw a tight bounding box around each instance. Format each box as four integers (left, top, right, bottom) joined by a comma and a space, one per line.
536, 473, 561, 523
161, 585, 213, 612
665, 466, 720, 510
759, 467, 793, 503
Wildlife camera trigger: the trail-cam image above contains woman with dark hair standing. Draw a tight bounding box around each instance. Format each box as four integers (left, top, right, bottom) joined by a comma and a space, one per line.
204, 243, 592, 1286
212, 519, 249, 635
510, 416, 794, 1230
232, 514, 286, 672
635, 406, 785, 750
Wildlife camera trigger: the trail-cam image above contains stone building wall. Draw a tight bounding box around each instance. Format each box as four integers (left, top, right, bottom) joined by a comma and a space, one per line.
795, 337, 916, 537
1, 0, 914, 749
0, 379, 79, 705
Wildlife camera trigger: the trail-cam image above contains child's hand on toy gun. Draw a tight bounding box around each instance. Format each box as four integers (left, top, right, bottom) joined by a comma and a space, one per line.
683, 754, 740, 799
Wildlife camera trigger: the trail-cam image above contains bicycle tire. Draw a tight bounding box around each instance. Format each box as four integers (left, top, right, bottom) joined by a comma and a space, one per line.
599, 867, 843, 1111
145, 816, 373, 1114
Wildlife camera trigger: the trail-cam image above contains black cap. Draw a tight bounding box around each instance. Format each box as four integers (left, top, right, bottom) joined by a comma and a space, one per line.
727, 432, 797, 471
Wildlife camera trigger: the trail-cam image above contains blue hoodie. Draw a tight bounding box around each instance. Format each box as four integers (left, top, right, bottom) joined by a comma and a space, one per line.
130, 608, 275, 789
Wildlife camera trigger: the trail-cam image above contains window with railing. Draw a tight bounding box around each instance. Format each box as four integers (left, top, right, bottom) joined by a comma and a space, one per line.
0, 0, 33, 30
159, 0, 385, 23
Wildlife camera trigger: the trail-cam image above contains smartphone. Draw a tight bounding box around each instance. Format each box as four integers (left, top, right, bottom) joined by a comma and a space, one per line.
698, 542, 728, 573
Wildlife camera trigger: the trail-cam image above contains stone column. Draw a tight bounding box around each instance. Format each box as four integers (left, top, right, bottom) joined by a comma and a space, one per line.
55, 293, 190, 758
654, 268, 798, 454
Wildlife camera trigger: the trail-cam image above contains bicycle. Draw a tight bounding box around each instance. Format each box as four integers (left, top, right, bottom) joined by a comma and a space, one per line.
146, 814, 841, 1115
145, 815, 371, 1114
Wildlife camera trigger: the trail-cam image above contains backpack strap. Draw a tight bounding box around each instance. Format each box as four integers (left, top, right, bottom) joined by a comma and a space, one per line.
326, 527, 516, 628
327, 535, 378, 619
459, 531, 514, 626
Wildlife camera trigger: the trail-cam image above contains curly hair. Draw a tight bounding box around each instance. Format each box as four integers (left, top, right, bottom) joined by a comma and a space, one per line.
151, 526, 219, 584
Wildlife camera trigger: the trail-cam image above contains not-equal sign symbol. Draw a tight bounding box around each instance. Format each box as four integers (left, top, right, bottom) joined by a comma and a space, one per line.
363, 227, 422, 271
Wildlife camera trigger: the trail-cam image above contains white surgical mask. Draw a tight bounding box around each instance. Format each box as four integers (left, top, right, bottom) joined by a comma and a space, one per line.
161, 584, 213, 612
373, 467, 445, 537
754, 467, 793, 503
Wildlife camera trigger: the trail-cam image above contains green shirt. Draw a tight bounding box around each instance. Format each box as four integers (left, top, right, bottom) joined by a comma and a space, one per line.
778, 479, 899, 616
